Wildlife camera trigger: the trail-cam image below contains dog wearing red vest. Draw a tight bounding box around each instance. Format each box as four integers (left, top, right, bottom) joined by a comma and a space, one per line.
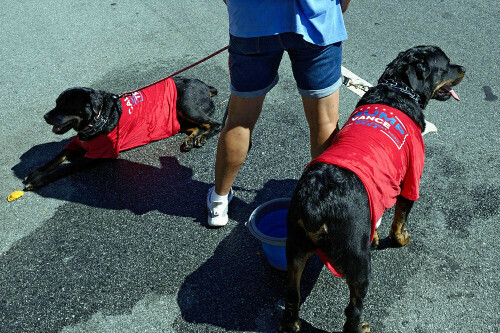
24, 76, 220, 190
279, 46, 464, 333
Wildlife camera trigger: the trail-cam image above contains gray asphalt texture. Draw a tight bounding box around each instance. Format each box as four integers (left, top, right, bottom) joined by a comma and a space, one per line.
1, 1, 499, 332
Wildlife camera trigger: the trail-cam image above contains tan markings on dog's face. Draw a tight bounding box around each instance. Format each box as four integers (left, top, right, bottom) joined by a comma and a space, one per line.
431, 64, 465, 101
434, 71, 465, 92
430, 60, 465, 100
46, 114, 84, 134
431, 78, 462, 100
432, 79, 455, 97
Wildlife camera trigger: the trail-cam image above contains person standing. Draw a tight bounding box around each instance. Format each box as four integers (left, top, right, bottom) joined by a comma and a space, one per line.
207, 0, 352, 227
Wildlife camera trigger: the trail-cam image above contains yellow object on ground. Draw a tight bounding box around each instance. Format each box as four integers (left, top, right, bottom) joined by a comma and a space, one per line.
7, 190, 24, 202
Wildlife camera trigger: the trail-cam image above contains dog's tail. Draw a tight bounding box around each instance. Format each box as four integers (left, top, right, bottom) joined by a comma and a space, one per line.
208, 86, 218, 97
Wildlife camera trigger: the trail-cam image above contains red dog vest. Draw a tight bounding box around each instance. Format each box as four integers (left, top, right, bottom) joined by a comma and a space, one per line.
65, 78, 180, 158
311, 104, 425, 277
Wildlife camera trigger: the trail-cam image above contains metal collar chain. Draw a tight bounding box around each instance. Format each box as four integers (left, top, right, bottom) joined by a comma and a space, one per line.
78, 98, 111, 141
378, 79, 422, 106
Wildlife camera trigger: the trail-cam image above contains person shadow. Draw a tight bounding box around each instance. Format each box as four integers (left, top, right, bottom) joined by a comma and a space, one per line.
8, 142, 332, 332
177, 178, 329, 332
3, 139, 221, 331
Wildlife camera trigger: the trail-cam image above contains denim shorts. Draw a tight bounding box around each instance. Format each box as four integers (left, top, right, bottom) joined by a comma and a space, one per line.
229, 32, 342, 98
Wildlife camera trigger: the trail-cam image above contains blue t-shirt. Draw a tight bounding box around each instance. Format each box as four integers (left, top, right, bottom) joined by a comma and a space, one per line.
227, 0, 347, 46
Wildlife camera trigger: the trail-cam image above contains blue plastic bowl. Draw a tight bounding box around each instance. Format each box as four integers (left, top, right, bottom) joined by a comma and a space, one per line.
247, 198, 290, 270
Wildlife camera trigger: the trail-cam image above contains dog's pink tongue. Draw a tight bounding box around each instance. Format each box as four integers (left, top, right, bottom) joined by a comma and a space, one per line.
443, 86, 461, 101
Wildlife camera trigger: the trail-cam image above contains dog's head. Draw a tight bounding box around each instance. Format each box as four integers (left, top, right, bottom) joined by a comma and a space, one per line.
379, 45, 465, 107
44, 87, 99, 135
44, 87, 120, 140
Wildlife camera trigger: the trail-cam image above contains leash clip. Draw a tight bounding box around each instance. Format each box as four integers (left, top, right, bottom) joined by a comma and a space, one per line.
342, 76, 370, 92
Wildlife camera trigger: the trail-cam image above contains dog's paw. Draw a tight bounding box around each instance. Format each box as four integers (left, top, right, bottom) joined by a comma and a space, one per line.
193, 135, 207, 148
371, 230, 380, 248
359, 321, 370, 333
180, 140, 193, 152
24, 170, 46, 191
390, 227, 411, 247
24, 180, 42, 191
278, 319, 301, 333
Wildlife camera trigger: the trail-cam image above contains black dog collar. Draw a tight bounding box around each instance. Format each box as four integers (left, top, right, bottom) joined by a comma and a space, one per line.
78, 95, 119, 141
78, 102, 107, 141
378, 79, 422, 107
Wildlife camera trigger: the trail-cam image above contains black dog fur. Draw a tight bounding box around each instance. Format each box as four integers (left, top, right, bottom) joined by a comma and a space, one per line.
24, 76, 220, 190
279, 46, 465, 333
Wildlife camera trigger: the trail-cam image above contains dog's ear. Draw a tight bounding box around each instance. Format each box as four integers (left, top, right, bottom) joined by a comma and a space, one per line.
86, 89, 105, 115
79, 87, 95, 94
405, 62, 430, 92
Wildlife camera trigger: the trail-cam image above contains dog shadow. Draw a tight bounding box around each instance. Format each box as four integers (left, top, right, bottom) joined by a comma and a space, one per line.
11, 139, 213, 222
176, 178, 327, 332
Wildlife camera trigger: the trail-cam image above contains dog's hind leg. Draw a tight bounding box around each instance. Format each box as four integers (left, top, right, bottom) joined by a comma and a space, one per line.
193, 121, 221, 148
178, 101, 221, 150
389, 195, 415, 247
208, 85, 218, 97
343, 255, 371, 333
279, 222, 315, 333
180, 126, 200, 152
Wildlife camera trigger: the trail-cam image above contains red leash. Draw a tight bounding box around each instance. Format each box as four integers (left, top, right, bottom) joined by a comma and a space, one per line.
119, 45, 229, 98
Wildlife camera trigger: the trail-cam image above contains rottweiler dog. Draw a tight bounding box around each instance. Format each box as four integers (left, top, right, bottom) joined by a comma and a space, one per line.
279, 46, 465, 333
24, 76, 220, 190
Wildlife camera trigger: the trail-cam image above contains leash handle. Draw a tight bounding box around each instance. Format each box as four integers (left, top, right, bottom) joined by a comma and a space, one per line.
119, 45, 229, 98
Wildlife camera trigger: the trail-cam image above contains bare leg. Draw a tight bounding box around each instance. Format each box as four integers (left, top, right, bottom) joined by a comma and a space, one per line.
302, 90, 340, 159
214, 94, 265, 195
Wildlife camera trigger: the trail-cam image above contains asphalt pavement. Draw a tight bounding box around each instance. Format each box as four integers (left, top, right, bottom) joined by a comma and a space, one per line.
1, 1, 499, 332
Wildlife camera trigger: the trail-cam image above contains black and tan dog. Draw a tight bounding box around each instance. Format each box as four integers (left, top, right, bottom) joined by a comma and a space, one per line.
279, 46, 464, 333
24, 76, 220, 190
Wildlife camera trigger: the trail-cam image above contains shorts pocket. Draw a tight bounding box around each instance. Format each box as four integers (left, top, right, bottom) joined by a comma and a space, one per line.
301, 38, 324, 50
229, 35, 260, 55
302, 39, 342, 51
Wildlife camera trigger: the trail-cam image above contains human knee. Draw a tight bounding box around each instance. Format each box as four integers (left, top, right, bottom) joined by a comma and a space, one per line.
303, 94, 340, 130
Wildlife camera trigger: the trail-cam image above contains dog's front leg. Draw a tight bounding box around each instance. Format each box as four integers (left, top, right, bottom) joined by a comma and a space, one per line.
24, 149, 74, 189
389, 195, 414, 247
371, 229, 380, 248
24, 152, 100, 190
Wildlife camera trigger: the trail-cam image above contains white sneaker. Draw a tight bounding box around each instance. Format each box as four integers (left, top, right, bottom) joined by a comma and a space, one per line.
206, 186, 234, 227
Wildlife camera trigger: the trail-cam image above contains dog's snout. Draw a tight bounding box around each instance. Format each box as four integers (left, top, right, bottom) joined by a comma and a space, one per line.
455, 65, 466, 84
43, 110, 56, 124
